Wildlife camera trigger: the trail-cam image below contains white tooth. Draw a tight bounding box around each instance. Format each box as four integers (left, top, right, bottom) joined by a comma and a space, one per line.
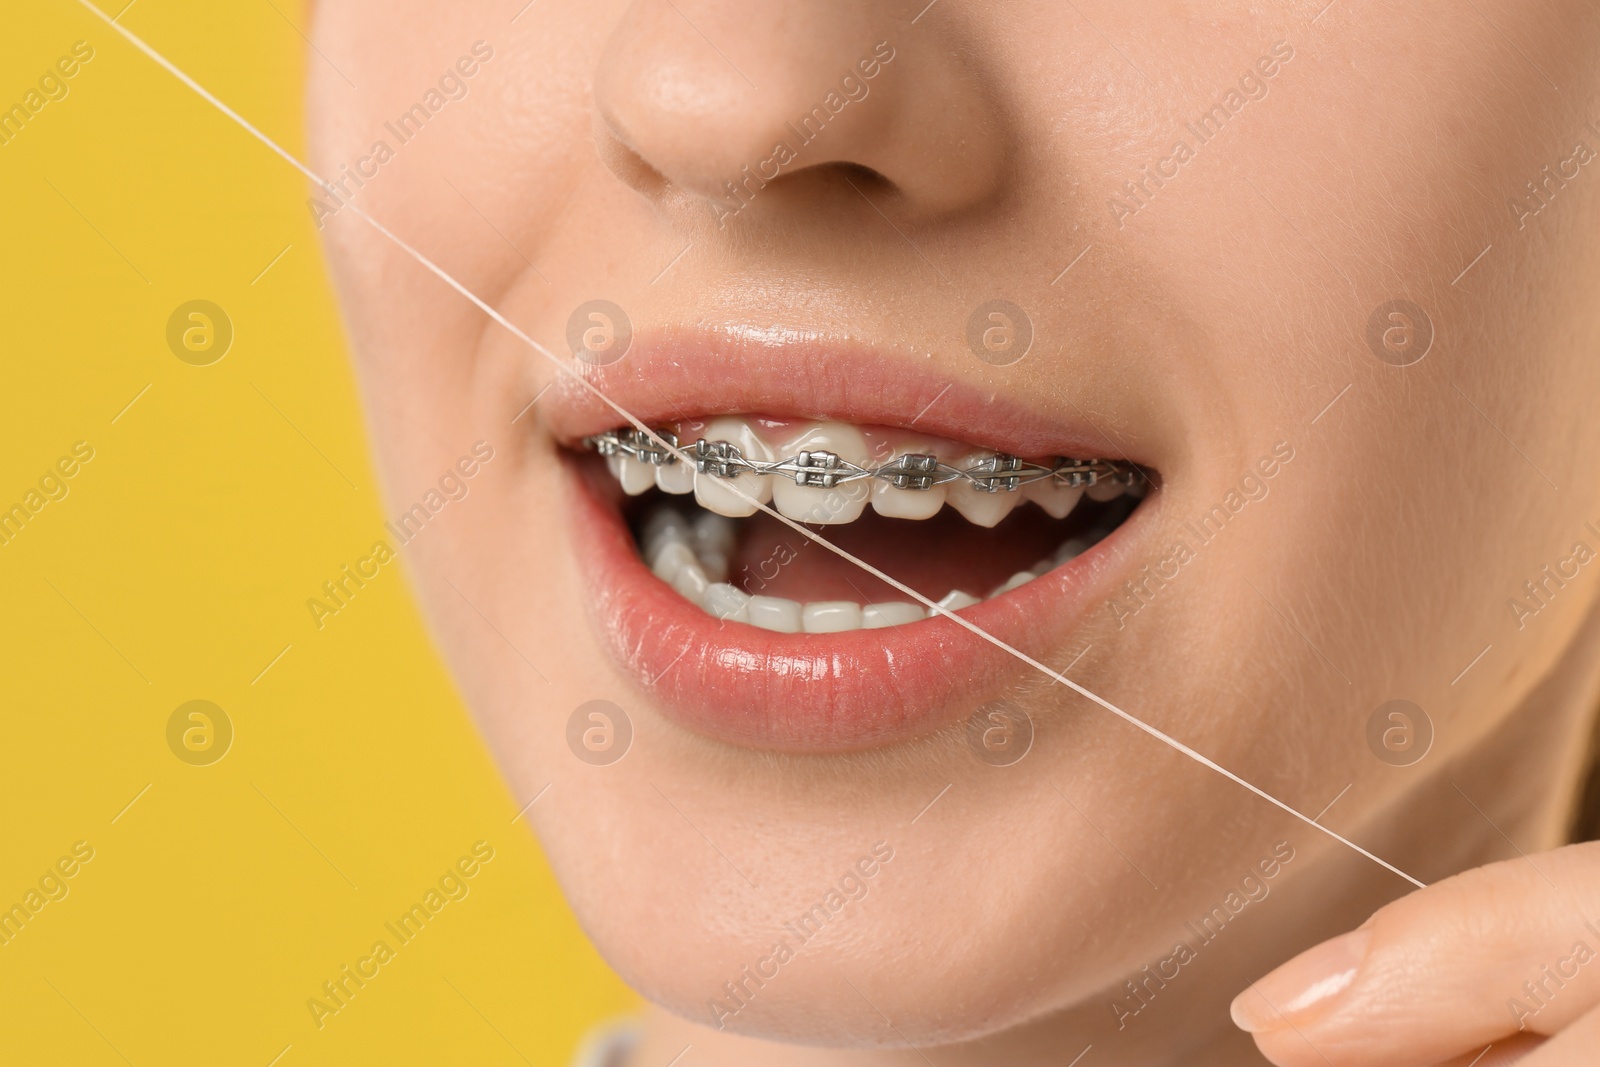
643, 507, 691, 543
693, 416, 775, 518
1025, 479, 1085, 520
991, 571, 1036, 598
606, 454, 626, 481
1086, 480, 1125, 502
642, 508, 692, 560
943, 452, 1023, 527
670, 561, 709, 601
689, 512, 737, 583
935, 590, 981, 612
651, 540, 697, 581
771, 422, 871, 525
655, 458, 695, 494
802, 601, 864, 633
747, 595, 803, 633
703, 582, 750, 623
862, 602, 926, 629
693, 511, 738, 556
620, 457, 656, 496
697, 550, 730, 584
945, 479, 1020, 527
871, 478, 946, 520
1051, 537, 1092, 566
645, 531, 691, 572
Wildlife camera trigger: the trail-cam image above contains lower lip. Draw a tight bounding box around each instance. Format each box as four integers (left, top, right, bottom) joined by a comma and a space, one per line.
563, 457, 1154, 752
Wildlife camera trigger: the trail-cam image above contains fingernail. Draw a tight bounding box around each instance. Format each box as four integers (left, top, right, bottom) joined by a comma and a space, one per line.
1230, 927, 1372, 1033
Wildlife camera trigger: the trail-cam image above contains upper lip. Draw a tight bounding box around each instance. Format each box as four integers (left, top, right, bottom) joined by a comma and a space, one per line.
541, 325, 1153, 463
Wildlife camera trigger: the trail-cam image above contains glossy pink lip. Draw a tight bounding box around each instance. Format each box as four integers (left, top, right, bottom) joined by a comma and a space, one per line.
541, 327, 1149, 463
548, 329, 1160, 752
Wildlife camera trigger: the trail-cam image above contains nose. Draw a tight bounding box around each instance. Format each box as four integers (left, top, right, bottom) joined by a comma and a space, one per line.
593, 1, 1007, 223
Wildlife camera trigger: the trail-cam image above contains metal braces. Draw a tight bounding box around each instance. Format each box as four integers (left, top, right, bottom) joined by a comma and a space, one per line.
584, 428, 1142, 493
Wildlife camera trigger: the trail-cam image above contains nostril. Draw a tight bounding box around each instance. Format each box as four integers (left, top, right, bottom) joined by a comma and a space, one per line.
777, 161, 902, 218
707, 161, 900, 227
831, 161, 893, 195
593, 113, 670, 199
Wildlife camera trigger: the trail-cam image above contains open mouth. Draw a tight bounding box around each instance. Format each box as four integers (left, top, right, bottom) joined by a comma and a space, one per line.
585, 417, 1147, 633
545, 333, 1163, 751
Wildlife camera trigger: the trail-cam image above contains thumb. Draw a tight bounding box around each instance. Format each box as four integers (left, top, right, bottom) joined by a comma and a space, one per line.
1230, 841, 1600, 1067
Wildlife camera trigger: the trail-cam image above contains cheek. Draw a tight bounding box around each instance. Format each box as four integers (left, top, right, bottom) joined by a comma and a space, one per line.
1098, 4, 1600, 780
306, 0, 1600, 1047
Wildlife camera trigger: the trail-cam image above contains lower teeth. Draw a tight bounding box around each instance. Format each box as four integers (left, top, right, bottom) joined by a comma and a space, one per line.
637, 503, 1111, 634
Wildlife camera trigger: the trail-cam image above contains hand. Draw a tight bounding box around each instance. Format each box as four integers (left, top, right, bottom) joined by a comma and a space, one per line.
1230, 840, 1600, 1066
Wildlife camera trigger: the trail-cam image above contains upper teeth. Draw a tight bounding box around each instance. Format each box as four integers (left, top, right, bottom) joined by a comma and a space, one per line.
589, 419, 1141, 525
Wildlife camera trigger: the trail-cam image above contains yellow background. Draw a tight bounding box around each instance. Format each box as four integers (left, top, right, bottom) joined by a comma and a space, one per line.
0, 2, 635, 1063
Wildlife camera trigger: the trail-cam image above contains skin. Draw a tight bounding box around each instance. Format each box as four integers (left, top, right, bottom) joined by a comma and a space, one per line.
306, 1, 1600, 1063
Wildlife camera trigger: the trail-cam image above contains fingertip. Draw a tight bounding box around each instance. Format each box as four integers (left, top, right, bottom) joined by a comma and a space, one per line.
1230, 928, 1372, 1033
1230, 984, 1280, 1034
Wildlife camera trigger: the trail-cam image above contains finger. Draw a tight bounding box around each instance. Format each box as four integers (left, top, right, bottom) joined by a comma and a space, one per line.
1511, 998, 1600, 1066
1229, 840, 1600, 1067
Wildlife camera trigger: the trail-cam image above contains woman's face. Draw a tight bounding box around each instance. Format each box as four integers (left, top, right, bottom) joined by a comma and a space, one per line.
309, 0, 1600, 1054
